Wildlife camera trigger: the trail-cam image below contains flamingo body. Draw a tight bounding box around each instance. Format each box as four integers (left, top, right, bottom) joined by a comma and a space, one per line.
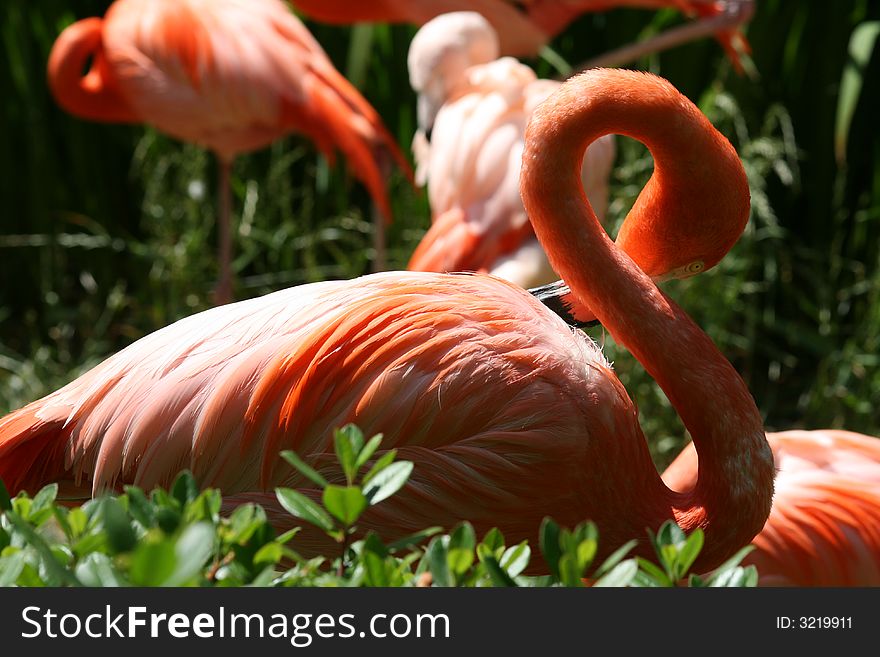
407, 13, 616, 289
0, 272, 656, 549
663, 430, 880, 586
48, 0, 408, 300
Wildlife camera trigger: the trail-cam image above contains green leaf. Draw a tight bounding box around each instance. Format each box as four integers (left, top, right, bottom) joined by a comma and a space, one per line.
354, 434, 384, 472
539, 517, 562, 580
835, 21, 880, 162
426, 538, 451, 587
741, 565, 759, 587
0, 550, 26, 586
593, 539, 638, 578
11, 496, 32, 520
130, 540, 177, 586
593, 559, 639, 587
75, 553, 126, 587
575, 538, 598, 573
500, 542, 531, 578
557, 553, 585, 587
477, 527, 506, 562
171, 471, 199, 507
248, 566, 279, 588
709, 566, 753, 588
687, 573, 707, 588
573, 521, 599, 546
275, 528, 301, 545
166, 522, 214, 585
98, 497, 137, 553
253, 542, 283, 566
31, 483, 58, 514
446, 523, 476, 575
0, 479, 10, 512
447, 548, 474, 577
184, 489, 222, 524
275, 487, 335, 533
66, 507, 88, 539
361, 533, 390, 587
51, 506, 73, 541
635, 557, 673, 587
334, 425, 364, 485
656, 520, 686, 547
363, 461, 413, 505
322, 485, 368, 526
362, 450, 398, 485
281, 450, 328, 489
3, 511, 81, 586
675, 528, 704, 578
155, 506, 181, 534
482, 555, 518, 587
704, 544, 755, 585
385, 526, 443, 553
448, 522, 476, 552
124, 486, 156, 528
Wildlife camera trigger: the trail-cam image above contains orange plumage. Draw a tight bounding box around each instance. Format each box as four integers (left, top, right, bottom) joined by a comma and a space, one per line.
664, 430, 880, 586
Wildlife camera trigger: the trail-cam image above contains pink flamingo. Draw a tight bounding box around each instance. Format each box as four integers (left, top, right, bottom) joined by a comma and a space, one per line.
406, 12, 616, 288
0, 69, 773, 571
48, 0, 409, 303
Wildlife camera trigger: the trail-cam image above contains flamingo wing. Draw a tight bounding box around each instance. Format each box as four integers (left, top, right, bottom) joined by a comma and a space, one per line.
0, 271, 655, 552
100, 0, 408, 215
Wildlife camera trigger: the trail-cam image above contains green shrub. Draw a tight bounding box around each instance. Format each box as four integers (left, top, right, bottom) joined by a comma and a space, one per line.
0, 425, 757, 588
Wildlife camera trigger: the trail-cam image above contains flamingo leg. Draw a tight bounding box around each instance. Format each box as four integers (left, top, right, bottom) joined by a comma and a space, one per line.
214, 157, 234, 305
572, 0, 754, 75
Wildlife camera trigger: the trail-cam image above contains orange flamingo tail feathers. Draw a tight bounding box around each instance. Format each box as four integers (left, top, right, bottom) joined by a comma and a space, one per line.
407, 208, 483, 273
296, 64, 413, 224
46, 17, 139, 123
0, 403, 71, 497
406, 207, 534, 274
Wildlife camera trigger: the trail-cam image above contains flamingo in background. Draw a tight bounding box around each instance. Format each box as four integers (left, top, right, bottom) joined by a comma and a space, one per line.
0, 69, 774, 571
48, 0, 410, 304
406, 12, 616, 288
291, 0, 754, 71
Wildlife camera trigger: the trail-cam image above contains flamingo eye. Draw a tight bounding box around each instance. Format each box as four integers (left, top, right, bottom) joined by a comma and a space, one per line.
684, 261, 705, 275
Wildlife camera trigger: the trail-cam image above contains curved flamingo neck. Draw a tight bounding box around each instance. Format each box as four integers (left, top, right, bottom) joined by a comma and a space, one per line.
47, 17, 139, 124
521, 69, 774, 569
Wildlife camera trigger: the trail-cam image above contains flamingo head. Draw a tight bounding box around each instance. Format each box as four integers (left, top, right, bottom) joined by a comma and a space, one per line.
407, 11, 499, 135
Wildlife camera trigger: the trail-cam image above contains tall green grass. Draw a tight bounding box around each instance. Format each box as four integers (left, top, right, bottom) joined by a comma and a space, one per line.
0, 1, 878, 466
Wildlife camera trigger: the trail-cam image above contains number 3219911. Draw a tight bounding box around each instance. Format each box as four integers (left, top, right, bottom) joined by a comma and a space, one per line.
776, 617, 852, 629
